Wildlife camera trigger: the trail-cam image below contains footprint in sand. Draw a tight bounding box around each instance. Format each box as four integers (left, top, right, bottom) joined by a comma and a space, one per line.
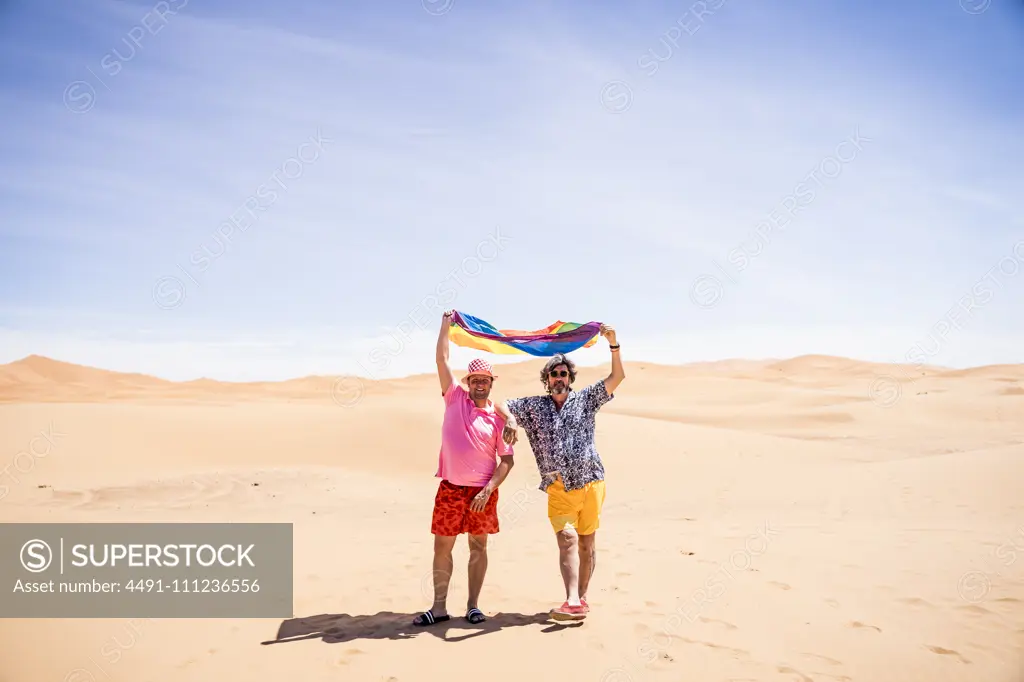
924, 645, 971, 664
768, 581, 791, 591
698, 617, 738, 630
334, 648, 366, 667
848, 621, 882, 633
824, 599, 840, 608
678, 637, 750, 658
776, 666, 813, 682
800, 653, 842, 666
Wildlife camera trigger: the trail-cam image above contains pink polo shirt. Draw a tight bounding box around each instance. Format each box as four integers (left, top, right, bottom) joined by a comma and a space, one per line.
436, 383, 514, 487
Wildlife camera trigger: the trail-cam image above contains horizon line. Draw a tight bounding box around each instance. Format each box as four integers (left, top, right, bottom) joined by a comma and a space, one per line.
4, 351, 1021, 386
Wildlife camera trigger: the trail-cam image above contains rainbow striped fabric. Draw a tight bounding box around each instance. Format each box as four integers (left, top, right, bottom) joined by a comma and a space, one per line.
448, 310, 601, 357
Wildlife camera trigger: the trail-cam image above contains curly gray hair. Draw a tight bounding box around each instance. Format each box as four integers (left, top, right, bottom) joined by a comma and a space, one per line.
540, 353, 577, 392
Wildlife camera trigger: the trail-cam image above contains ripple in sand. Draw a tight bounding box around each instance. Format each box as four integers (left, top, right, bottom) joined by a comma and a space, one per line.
800, 653, 842, 666
897, 597, 932, 608
956, 604, 991, 615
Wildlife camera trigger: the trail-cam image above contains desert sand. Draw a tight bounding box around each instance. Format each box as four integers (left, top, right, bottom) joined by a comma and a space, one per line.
0, 353, 1022, 681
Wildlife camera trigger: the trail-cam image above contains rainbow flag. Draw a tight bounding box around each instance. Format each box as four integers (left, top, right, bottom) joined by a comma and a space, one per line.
448, 310, 601, 357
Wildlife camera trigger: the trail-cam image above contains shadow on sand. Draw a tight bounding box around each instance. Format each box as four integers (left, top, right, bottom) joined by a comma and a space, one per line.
261, 610, 581, 645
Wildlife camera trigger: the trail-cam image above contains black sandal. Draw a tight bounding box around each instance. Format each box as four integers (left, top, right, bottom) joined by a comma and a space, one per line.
412, 610, 450, 626
466, 607, 486, 624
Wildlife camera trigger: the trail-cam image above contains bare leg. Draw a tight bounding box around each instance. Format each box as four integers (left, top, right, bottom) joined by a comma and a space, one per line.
467, 534, 488, 611
431, 534, 457, 616
578, 532, 596, 601
556, 528, 582, 606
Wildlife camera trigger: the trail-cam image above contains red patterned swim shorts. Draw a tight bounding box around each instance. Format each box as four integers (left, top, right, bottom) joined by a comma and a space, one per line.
430, 479, 500, 536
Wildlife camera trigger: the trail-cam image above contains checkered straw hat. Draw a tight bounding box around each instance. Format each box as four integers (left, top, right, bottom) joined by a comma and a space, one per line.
462, 358, 497, 383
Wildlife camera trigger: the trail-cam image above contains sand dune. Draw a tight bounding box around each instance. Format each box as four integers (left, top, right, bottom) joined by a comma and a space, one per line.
1, 353, 1022, 681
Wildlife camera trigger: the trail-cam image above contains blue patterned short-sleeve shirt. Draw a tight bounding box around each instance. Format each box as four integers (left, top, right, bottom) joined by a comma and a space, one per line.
505, 380, 614, 492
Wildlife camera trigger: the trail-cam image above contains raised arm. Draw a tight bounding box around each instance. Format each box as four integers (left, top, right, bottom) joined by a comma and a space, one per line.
436, 310, 455, 395
600, 323, 625, 395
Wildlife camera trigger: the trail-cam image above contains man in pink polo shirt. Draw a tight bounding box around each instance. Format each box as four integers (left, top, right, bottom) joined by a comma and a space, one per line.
413, 311, 514, 627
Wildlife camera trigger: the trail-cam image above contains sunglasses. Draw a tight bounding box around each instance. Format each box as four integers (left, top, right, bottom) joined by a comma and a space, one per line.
549, 370, 569, 378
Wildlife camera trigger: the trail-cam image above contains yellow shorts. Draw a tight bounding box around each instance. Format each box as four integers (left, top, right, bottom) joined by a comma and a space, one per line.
546, 476, 606, 535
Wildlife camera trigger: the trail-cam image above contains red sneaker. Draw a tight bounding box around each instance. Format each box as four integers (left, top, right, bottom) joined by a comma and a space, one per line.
581, 598, 590, 612
551, 601, 588, 621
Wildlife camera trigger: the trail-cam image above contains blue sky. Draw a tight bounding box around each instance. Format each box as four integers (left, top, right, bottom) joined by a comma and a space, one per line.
1, 0, 1022, 381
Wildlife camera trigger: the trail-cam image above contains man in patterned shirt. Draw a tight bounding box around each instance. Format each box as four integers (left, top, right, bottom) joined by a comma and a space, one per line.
495, 323, 624, 621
